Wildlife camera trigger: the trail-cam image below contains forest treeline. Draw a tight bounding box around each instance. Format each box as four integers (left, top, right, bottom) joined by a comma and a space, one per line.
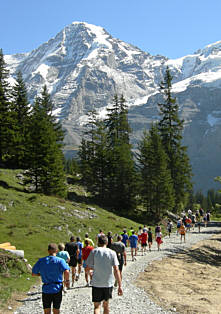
0, 48, 217, 221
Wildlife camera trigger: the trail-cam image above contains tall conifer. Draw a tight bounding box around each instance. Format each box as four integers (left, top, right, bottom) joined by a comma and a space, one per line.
158, 67, 192, 211
137, 125, 174, 221
26, 88, 66, 196
10, 71, 30, 168
0, 49, 13, 165
105, 95, 137, 211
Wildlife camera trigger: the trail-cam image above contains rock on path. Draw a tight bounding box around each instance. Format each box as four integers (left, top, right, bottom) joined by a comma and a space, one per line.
14, 226, 221, 314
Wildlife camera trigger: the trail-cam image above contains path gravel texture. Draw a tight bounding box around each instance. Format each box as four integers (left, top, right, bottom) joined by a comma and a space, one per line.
14, 226, 221, 314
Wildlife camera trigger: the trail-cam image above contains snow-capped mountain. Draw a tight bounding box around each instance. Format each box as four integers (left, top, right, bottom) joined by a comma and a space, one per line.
5, 22, 221, 192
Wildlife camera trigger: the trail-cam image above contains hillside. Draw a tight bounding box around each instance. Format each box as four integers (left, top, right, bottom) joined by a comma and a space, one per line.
0, 169, 141, 308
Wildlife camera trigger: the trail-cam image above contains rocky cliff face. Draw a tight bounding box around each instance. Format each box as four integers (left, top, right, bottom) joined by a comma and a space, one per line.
4, 22, 221, 192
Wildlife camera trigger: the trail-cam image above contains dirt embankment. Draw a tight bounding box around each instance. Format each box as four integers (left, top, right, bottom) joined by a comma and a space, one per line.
136, 233, 221, 314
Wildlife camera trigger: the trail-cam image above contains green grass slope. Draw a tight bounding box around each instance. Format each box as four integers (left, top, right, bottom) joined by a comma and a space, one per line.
0, 169, 141, 307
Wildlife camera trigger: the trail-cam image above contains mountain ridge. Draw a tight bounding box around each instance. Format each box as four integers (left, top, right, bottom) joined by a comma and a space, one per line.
4, 21, 221, 192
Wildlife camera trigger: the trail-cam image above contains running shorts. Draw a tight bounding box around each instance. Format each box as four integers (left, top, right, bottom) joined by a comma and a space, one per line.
69, 256, 77, 267
42, 289, 62, 309
92, 287, 113, 302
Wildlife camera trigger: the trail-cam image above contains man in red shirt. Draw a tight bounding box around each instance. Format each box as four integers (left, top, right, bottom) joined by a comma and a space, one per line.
140, 229, 148, 255
82, 240, 94, 286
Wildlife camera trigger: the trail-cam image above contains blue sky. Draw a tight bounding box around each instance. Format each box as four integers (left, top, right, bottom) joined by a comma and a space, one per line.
1, 0, 221, 59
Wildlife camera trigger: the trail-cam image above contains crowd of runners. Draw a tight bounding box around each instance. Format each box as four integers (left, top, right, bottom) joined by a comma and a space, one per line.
31, 207, 211, 314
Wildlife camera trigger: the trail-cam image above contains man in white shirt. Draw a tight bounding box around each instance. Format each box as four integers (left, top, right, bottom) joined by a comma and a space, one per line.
86, 235, 123, 314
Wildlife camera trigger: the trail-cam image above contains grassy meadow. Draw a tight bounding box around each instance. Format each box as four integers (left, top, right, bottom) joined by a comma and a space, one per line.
0, 169, 141, 307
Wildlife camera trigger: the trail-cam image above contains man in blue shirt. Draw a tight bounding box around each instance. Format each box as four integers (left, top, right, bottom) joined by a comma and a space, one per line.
121, 229, 129, 247
129, 231, 138, 261
32, 243, 70, 314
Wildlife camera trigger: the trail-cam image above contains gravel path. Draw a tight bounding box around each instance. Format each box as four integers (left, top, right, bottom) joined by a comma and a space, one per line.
14, 226, 221, 314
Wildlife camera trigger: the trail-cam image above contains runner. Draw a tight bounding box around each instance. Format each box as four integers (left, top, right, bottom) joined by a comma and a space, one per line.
187, 208, 192, 218
86, 235, 123, 314
207, 211, 211, 224
155, 229, 163, 251
96, 229, 105, 242
32, 243, 70, 314
148, 227, 153, 251
107, 231, 113, 248
186, 217, 192, 232
65, 236, 79, 287
167, 219, 173, 238
196, 214, 201, 233
179, 223, 186, 243
140, 229, 148, 255
191, 213, 196, 230
83, 233, 95, 247
155, 224, 161, 236
82, 240, 94, 287
121, 229, 129, 247
111, 235, 127, 286
199, 207, 204, 218
129, 230, 138, 261
143, 225, 148, 233
128, 227, 134, 238
56, 243, 70, 264
203, 214, 208, 227
76, 236, 83, 281
176, 218, 182, 235
56, 243, 70, 293
137, 226, 143, 250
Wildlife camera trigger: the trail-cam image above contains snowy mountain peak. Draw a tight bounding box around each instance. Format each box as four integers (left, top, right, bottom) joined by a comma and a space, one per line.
4, 21, 221, 192
195, 40, 221, 57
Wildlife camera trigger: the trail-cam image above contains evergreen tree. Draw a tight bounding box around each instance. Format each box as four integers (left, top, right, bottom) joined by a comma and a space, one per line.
39, 85, 64, 143
9, 71, 30, 168
105, 95, 138, 211
25, 88, 66, 197
207, 189, 216, 208
158, 67, 192, 211
0, 49, 13, 165
92, 119, 109, 201
79, 111, 109, 201
64, 158, 79, 176
78, 110, 100, 193
137, 125, 174, 221
195, 190, 204, 206
79, 95, 138, 212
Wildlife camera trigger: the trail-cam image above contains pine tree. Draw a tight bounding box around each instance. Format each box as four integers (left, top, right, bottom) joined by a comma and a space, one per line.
79, 95, 138, 212
92, 119, 109, 201
137, 125, 174, 221
79, 110, 109, 201
0, 49, 13, 165
105, 95, 138, 211
25, 88, 66, 197
78, 110, 100, 193
9, 71, 31, 168
158, 67, 192, 211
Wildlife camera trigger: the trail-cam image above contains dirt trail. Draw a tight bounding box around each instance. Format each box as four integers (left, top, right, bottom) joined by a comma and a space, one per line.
136, 232, 221, 314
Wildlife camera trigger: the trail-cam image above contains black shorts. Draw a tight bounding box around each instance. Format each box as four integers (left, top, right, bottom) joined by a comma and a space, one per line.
77, 257, 82, 265
92, 287, 113, 302
42, 289, 62, 309
118, 259, 124, 272
141, 243, 147, 247
69, 256, 78, 267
